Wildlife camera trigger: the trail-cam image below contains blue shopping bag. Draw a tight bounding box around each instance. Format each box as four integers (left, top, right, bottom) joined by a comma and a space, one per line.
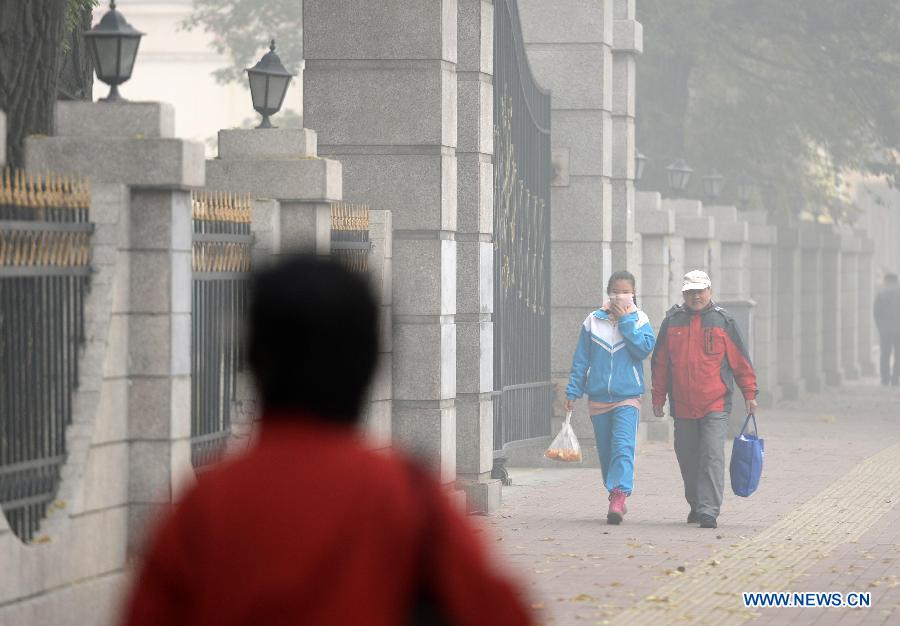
730, 413, 764, 497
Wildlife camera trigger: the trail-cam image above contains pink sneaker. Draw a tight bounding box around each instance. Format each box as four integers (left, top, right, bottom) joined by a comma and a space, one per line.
607, 488, 627, 525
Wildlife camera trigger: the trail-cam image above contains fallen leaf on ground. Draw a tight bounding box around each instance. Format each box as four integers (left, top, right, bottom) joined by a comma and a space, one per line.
572, 594, 595, 602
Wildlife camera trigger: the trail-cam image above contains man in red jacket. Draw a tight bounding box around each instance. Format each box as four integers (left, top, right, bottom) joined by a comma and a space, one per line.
651, 270, 758, 529
120, 254, 533, 626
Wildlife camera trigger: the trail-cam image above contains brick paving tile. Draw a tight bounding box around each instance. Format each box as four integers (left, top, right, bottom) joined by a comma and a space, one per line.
781, 495, 900, 626
479, 380, 900, 625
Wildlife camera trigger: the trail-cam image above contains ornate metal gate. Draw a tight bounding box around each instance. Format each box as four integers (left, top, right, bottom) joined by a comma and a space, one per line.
493, 0, 552, 451
330, 203, 371, 273
190, 191, 252, 468
0, 171, 92, 541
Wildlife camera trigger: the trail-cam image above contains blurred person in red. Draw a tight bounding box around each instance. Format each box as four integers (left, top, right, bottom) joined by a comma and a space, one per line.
120, 254, 533, 626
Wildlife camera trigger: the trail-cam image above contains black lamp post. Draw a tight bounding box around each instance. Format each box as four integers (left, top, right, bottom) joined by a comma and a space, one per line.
665, 159, 693, 195
736, 174, 755, 208
635, 151, 648, 182
246, 40, 296, 129
83, 1, 144, 102
702, 169, 725, 201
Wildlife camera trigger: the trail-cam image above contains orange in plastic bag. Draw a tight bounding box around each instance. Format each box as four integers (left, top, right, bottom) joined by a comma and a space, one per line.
544, 411, 582, 463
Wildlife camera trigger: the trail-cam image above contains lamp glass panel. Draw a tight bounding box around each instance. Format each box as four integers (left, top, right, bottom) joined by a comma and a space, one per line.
249, 72, 267, 109
704, 177, 723, 197
93, 37, 120, 81
118, 36, 140, 79
265, 75, 290, 110
669, 169, 689, 191
666, 170, 677, 190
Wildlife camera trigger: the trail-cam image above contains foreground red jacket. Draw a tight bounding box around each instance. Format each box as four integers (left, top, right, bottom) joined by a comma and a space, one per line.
121, 417, 533, 626
651, 303, 758, 418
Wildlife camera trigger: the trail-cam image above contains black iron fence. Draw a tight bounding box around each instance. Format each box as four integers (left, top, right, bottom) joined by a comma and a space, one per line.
0, 170, 92, 541
493, 0, 553, 451
191, 191, 252, 468
330, 203, 370, 273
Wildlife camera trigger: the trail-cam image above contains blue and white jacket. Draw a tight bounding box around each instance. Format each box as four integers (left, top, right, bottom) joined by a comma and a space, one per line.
565, 309, 656, 403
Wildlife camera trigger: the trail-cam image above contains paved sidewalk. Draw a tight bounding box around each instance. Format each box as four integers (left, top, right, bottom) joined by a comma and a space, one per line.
479, 379, 900, 625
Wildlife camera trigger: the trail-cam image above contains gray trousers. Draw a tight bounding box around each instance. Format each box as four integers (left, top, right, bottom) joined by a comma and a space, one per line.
673, 411, 729, 518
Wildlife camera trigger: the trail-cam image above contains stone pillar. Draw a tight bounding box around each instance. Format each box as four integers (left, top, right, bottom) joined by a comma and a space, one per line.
26, 101, 204, 550
635, 192, 673, 325
743, 211, 778, 407
454, 0, 499, 511
518, 0, 614, 441
668, 199, 718, 282
610, 0, 641, 272
797, 221, 824, 393
248, 198, 282, 264
365, 210, 394, 449
820, 225, 843, 386
856, 231, 877, 376
635, 191, 674, 441
702, 205, 749, 300
839, 227, 861, 380
205, 128, 339, 255
303, 0, 459, 483
772, 220, 803, 399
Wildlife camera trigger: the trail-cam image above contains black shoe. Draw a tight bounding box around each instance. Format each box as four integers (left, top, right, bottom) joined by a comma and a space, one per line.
699, 514, 717, 528
687, 511, 701, 524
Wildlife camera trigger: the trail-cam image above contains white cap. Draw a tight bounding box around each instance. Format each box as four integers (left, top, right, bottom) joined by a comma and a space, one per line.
682, 269, 712, 292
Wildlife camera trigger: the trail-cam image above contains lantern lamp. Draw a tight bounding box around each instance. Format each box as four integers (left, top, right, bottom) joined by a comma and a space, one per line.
665, 159, 693, 194
702, 169, 725, 200
83, 1, 144, 102
246, 40, 296, 129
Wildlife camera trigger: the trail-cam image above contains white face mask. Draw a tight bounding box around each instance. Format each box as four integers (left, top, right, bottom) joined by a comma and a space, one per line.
609, 293, 634, 308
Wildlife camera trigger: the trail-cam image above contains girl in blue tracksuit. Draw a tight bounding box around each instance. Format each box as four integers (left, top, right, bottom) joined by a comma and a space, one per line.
564, 270, 655, 524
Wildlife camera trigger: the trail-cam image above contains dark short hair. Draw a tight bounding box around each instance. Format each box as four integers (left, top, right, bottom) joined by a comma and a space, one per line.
607, 270, 638, 305
247, 254, 378, 423
886, 273, 899, 284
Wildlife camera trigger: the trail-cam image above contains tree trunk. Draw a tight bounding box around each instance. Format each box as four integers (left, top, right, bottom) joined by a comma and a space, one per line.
57, 3, 94, 101
0, 0, 68, 168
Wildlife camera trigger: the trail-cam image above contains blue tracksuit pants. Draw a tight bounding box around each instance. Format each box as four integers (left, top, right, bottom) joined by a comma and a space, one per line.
590, 405, 640, 495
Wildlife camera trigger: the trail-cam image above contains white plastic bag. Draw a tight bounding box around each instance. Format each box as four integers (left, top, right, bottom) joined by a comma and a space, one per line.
544, 411, 582, 463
